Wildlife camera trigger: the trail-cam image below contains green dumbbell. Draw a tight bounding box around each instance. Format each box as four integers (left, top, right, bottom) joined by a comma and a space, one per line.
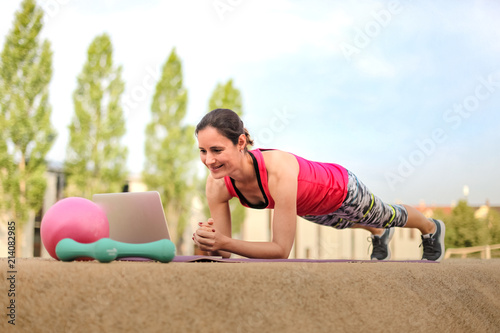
55, 238, 176, 263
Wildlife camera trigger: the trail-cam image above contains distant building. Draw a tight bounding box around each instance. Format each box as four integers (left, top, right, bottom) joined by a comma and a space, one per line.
34, 161, 66, 257
473, 200, 500, 219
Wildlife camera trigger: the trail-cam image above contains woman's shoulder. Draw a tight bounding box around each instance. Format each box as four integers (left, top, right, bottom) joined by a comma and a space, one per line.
260, 149, 299, 176
260, 148, 294, 161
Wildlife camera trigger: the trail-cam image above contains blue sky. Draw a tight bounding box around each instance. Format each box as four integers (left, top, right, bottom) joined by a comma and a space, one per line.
1, 0, 499, 206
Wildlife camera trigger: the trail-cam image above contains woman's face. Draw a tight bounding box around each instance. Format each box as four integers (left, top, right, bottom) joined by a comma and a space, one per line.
197, 126, 242, 179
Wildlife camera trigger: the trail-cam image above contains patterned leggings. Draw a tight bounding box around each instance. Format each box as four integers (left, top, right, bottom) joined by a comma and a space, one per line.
302, 170, 408, 229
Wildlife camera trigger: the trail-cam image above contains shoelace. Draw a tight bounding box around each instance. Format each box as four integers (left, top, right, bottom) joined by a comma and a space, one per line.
368, 236, 385, 257
367, 237, 373, 256
420, 237, 435, 256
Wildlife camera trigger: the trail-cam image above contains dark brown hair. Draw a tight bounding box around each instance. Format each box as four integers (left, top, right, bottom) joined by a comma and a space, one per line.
195, 109, 254, 149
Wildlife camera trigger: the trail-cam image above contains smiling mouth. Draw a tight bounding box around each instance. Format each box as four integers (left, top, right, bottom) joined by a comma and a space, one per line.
209, 164, 223, 171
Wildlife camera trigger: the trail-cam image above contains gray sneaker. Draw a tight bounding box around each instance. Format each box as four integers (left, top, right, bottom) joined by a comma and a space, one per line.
370, 228, 395, 260
421, 219, 446, 261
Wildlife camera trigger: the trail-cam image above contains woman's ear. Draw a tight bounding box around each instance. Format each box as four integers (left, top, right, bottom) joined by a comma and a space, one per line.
238, 134, 247, 151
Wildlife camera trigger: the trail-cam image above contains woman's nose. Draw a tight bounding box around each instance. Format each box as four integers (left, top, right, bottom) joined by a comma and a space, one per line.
205, 152, 215, 164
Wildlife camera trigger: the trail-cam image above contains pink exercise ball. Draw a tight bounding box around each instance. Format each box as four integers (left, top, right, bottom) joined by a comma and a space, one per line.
41, 197, 109, 260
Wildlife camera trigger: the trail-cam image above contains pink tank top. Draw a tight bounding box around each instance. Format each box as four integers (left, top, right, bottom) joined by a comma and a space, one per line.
224, 149, 348, 216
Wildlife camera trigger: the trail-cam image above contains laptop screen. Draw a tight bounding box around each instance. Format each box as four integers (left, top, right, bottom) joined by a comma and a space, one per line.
92, 191, 171, 243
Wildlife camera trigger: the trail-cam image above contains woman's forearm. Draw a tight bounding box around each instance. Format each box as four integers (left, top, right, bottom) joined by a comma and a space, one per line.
208, 250, 232, 258
222, 238, 290, 259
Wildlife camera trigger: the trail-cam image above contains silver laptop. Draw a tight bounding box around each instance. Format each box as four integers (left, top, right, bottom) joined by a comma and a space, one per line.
92, 191, 171, 244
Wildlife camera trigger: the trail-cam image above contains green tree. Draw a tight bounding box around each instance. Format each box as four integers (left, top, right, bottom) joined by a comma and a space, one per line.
486, 209, 500, 257
431, 208, 448, 226
65, 34, 127, 199
143, 48, 196, 252
204, 79, 246, 235
0, 0, 55, 228
445, 200, 489, 248
484, 208, 500, 245
208, 79, 243, 113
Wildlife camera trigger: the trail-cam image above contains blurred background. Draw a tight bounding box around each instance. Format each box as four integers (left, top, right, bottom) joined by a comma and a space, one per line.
1, 0, 499, 258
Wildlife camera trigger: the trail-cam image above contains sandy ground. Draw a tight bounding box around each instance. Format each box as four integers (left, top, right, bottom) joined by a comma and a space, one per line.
1, 258, 500, 333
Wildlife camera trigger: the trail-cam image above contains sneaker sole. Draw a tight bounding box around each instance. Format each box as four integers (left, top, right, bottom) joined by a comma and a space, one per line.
434, 219, 446, 262
385, 228, 395, 260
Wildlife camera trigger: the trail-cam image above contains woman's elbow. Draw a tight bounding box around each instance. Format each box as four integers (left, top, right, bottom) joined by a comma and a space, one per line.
274, 246, 291, 259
